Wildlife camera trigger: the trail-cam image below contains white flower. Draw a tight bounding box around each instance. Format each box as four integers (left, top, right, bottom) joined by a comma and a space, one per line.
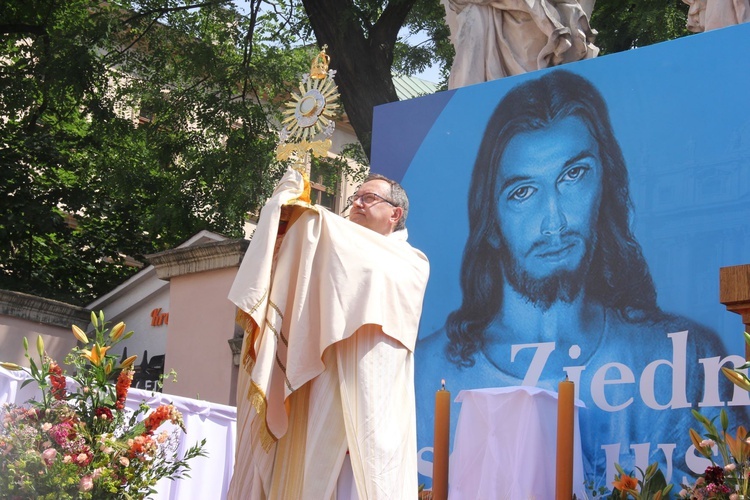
79, 475, 93, 492
41, 448, 57, 463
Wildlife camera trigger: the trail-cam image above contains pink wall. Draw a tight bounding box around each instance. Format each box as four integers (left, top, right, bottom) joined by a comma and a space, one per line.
162, 268, 239, 406
0, 316, 78, 369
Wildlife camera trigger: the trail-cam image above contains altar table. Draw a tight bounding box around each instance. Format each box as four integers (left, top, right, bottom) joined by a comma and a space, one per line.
450, 386, 586, 499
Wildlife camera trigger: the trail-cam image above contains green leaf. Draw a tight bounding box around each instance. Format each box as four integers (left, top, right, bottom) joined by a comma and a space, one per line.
19, 378, 36, 389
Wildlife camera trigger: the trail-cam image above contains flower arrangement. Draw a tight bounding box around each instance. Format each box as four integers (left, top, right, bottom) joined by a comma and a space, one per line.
678, 332, 750, 500
0, 311, 206, 499
609, 462, 673, 499
679, 409, 750, 499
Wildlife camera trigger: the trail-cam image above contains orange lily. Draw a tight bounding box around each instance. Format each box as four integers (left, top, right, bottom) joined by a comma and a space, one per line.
722, 366, 750, 392
81, 344, 110, 366
72, 325, 89, 344
613, 473, 638, 492
690, 428, 712, 458
725, 426, 750, 463
119, 355, 138, 369
110, 322, 126, 341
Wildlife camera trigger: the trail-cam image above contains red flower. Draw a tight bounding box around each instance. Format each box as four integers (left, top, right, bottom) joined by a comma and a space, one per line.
115, 369, 133, 411
48, 361, 67, 400
94, 407, 113, 421
128, 434, 156, 458
48, 421, 75, 446
143, 404, 178, 434
704, 465, 725, 485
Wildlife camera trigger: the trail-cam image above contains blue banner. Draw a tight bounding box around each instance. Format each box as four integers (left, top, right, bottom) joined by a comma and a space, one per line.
372, 23, 750, 492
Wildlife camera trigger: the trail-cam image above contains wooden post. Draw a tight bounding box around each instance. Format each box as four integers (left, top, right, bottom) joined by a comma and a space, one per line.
719, 264, 750, 359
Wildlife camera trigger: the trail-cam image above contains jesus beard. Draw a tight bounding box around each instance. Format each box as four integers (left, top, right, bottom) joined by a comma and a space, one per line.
500, 234, 596, 311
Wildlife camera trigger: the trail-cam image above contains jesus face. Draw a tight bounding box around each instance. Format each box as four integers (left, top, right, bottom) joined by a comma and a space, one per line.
494, 116, 604, 308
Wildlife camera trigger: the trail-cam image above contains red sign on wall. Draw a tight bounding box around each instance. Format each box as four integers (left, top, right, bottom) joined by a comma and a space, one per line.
150, 308, 169, 326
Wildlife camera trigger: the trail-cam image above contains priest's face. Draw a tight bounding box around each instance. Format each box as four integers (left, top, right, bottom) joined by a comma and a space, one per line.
494, 116, 603, 308
349, 179, 401, 236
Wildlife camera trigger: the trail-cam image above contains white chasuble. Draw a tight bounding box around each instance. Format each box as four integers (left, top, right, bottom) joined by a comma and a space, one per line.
227, 169, 430, 500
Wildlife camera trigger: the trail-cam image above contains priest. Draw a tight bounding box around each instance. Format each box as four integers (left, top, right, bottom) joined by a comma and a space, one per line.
227, 168, 430, 500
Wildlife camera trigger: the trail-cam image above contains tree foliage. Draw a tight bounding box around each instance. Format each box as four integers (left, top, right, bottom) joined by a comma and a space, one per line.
591, 0, 693, 55
0, 0, 330, 305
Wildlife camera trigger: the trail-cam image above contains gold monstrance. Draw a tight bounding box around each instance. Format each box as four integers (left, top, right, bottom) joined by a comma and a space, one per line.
276, 45, 340, 202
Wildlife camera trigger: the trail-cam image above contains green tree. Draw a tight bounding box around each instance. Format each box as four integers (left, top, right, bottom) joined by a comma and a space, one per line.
0, 0, 323, 305
591, 0, 693, 55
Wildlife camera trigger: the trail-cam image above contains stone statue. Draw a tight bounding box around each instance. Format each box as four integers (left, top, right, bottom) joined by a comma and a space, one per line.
683, 0, 750, 32
442, 0, 599, 89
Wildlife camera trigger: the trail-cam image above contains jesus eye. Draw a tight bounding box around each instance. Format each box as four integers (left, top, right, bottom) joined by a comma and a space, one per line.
508, 185, 536, 202
560, 165, 589, 183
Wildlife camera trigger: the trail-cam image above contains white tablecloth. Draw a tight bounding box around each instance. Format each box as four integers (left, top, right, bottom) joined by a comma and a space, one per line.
0, 367, 236, 500
450, 386, 586, 500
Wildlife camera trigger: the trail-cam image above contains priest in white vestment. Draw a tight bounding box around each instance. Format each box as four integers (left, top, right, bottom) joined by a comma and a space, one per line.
227, 168, 430, 500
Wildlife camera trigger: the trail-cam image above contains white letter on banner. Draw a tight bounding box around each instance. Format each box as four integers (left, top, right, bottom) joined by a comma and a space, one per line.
699, 354, 750, 407
656, 443, 676, 483
640, 331, 689, 409
510, 342, 555, 386
602, 443, 620, 489
631, 443, 652, 478
685, 443, 713, 476
417, 446, 433, 478
591, 362, 635, 411
563, 345, 586, 398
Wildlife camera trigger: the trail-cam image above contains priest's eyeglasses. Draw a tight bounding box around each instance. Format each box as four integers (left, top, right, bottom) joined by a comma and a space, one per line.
346, 192, 396, 208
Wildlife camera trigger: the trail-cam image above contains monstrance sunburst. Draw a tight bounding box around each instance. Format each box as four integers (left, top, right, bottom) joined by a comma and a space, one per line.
276, 45, 340, 165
